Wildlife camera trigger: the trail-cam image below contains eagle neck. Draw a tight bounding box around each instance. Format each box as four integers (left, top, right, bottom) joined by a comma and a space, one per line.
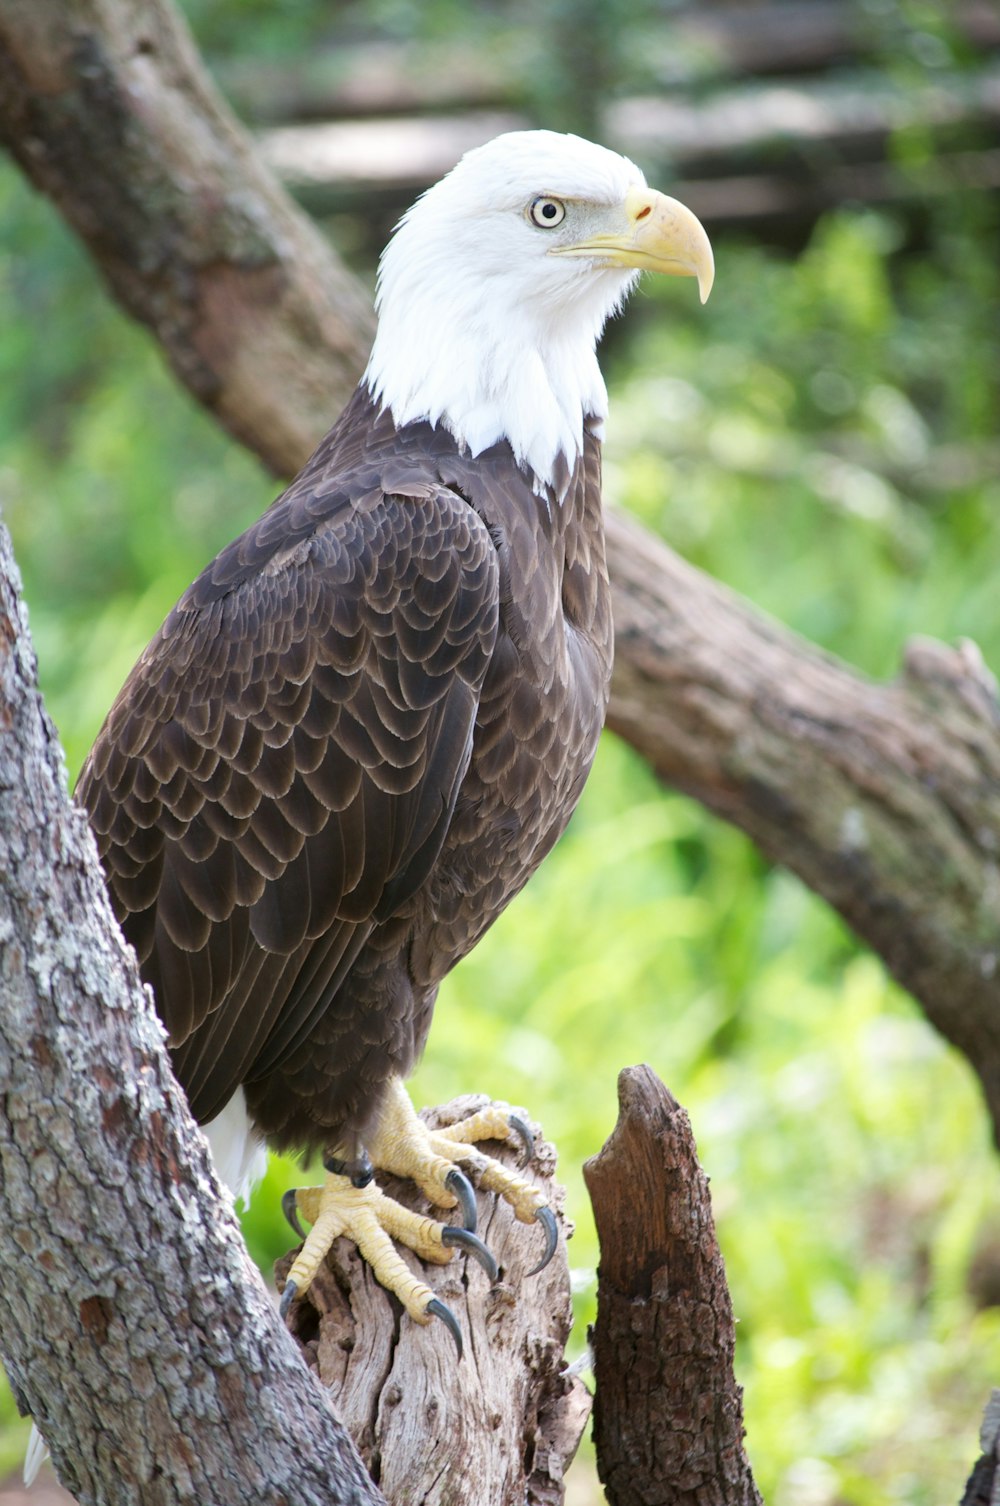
322, 388, 603, 534
362, 284, 613, 500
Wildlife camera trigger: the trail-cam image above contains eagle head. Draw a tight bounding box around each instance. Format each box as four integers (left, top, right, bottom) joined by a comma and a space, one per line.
364, 129, 713, 493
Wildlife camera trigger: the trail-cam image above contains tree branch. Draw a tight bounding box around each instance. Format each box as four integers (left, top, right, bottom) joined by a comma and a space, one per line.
2, 0, 999, 1140
583, 1065, 762, 1506
605, 510, 1000, 1142
0, 519, 384, 1504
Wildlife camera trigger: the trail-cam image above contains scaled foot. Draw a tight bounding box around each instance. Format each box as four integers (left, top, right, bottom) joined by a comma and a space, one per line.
280, 1076, 557, 1350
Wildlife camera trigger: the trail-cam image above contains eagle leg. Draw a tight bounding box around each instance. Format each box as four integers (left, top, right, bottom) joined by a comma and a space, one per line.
279, 1169, 494, 1355
367, 1076, 558, 1272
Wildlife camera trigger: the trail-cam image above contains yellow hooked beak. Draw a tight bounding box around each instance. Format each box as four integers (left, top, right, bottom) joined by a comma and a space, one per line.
551, 185, 715, 304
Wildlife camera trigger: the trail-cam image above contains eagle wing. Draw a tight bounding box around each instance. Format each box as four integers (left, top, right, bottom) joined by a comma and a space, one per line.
78, 470, 500, 1123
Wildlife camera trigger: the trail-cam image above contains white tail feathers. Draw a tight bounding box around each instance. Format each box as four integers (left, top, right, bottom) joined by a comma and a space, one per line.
24, 1420, 47, 1486
202, 1089, 268, 1208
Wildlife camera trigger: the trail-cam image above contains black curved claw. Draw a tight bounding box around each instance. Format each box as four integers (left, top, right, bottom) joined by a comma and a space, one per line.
323, 1149, 373, 1188
426, 1297, 463, 1360
279, 1278, 298, 1321
281, 1189, 307, 1240
441, 1225, 499, 1284
445, 1167, 477, 1232
526, 1205, 558, 1277
508, 1113, 535, 1167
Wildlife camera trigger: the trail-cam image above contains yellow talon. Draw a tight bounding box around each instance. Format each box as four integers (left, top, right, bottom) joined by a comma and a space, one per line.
278, 1077, 554, 1337
283, 1172, 443, 1320
432, 1103, 517, 1147
369, 1077, 545, 1222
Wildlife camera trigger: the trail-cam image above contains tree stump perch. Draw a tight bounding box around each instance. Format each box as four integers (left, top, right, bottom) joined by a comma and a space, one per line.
277, 1097, 591, 1506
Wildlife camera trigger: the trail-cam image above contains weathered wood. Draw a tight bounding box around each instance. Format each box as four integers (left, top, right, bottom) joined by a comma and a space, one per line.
278, 1098, 590, 1506
0, 520, 385, 1504
608, 62, 1000, 173
258, 110, 525, 199
212, 5, 1000, 125
583, 1065, 761, 1506
214, 37, 516, 125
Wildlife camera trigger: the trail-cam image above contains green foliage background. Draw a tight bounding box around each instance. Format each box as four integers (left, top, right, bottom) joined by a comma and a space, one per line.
1, 3, 998, 1503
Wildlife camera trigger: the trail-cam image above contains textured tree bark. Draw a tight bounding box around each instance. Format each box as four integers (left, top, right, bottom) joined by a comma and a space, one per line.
0, 0, 373, 478
959, 1391, 1000, 1506
278, 1098, 591, 1506
604, 509, 1000, 1142
583, 1065, 762, 1506
0, 521, 385, 1504
3, 0, 998, 1146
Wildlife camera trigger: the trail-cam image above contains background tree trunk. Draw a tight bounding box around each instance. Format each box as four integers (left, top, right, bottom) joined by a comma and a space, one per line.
0, 0, 373, 477
604, 509, 1000, 1141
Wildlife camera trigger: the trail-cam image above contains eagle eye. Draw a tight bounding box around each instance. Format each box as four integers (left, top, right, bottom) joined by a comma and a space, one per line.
529, 197, 566, 229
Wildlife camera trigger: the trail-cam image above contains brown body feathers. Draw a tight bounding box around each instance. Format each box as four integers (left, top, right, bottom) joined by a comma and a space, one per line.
78, 389, 613, 1156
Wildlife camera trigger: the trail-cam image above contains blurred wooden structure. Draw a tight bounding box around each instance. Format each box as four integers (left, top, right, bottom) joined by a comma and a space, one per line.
203, 2, 1000, 240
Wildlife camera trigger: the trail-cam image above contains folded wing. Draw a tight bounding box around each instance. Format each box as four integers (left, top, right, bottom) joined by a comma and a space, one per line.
78, 474, 500, 1123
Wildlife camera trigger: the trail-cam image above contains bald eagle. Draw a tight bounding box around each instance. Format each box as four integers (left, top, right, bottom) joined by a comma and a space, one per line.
78, 130, 713, 1344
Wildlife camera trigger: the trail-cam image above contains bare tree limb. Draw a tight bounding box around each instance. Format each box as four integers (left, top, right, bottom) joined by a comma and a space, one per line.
583, 1064, 762, 1506
0, 518, 385, 1504
605, 510, 1000, 1142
